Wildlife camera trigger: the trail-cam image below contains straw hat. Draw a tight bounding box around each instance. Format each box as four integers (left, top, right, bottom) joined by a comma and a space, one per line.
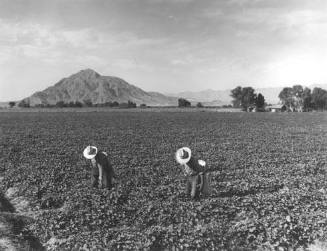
175, 147, 191, 165
83, 146, 98, 159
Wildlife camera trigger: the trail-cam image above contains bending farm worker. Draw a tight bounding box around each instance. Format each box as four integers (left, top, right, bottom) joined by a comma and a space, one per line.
175, 147, 210, 199
83, 145, 116, 189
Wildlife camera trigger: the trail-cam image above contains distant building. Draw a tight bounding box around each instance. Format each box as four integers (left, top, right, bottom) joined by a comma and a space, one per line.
247, 106, 265, 112
266, 104, 287, 112
247, 106, 256, 112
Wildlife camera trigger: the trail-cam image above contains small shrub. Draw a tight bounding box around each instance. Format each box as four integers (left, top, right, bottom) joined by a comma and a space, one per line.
178, 98, 191, 107
9, 102, 16, 108
18, 100, 30, 108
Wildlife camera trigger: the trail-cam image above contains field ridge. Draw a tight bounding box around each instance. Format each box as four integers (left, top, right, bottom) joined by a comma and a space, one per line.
0, 177, 44, 250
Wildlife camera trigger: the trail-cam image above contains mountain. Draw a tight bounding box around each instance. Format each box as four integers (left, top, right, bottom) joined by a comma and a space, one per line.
23, 69, 177, 106
0, 102, 9, 108
16, 71, 327, 107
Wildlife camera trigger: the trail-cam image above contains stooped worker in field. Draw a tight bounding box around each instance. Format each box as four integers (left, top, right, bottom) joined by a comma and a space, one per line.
175, 147, 210, 199
83, 146, 116, 189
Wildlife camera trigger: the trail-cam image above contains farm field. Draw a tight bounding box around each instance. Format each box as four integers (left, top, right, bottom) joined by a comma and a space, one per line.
1, 111, 327, 250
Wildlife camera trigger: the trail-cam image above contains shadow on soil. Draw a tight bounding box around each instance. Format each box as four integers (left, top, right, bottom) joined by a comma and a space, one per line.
0, 192, 45, 251
0, 192, 15, 213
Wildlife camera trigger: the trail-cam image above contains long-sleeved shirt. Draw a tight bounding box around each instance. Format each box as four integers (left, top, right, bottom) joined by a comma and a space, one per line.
182, 156, 206, 176
91, 151, 115, 180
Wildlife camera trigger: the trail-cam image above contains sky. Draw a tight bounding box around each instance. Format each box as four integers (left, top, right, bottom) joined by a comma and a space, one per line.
1, 0, 327, 101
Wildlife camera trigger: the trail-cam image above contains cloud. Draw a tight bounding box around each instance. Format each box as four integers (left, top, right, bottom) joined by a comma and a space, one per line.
0, 20, 85, 65
111, 58, 154, 72
200, 8, 224, 19
0, 17, 171, 66
2, 0, 327, 100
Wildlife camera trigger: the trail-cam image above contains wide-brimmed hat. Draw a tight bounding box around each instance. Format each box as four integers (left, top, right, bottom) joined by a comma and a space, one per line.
83, 146, 98, 159
175, 147, 191, 165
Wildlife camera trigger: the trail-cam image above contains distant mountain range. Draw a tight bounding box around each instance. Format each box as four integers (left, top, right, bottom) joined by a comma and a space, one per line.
167, 89, 231, 106
22, 69, 177, 106
2, 69, 327, 108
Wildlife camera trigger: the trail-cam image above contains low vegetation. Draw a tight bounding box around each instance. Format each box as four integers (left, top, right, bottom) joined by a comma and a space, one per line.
15, 100, 138, 109
1, 111, 327, 250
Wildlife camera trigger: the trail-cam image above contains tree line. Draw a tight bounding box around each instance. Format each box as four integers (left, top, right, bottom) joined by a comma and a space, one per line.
9, 100, 138, 108
278, 85, 327, 111
230, 86, 265, 111
230, 85, 327, 111
8, 85, 327, 111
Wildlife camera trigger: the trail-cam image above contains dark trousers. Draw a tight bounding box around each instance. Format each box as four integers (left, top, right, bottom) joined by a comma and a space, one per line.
185, 173, 210, 198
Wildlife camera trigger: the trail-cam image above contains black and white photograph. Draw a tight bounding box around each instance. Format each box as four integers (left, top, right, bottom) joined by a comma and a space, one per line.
1, 0, 327, 250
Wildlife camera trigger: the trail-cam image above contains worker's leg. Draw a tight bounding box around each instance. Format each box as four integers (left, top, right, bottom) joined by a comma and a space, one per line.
185, 178, 191, 196
190, 176, 199, 199
91, 175, 98, 188
201, 173, 211, 196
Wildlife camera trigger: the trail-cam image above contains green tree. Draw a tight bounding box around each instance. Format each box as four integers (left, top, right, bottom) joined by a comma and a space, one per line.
196, 102, 204, 108
8, 101, 16, 108
278, 87, 294, 107
230, 86, 256, 110
75, 101, 83, 107
278, 85, 307, 111
68, 101, 75, 107
230, 86, 242, 108
303, 87, 312, 111
293, 85, 304, 111
178, 98, 191, 107
83, 99, 93, 107
311, 87, 327, 110
18, 100, 30, 108
55, 101, 65, 108
242, 87, 257, 110
127, 100, 137, 108
255, 93, 265, 109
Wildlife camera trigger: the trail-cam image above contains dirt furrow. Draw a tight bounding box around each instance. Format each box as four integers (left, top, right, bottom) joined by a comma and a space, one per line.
0, 186, 44, 251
